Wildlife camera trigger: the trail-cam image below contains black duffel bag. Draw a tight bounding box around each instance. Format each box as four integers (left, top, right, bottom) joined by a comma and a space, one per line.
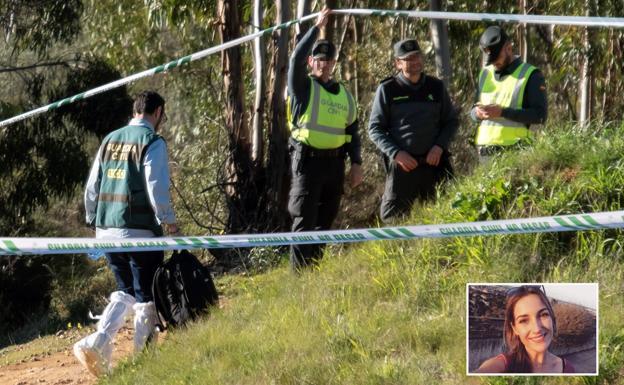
152, 249, 219, 330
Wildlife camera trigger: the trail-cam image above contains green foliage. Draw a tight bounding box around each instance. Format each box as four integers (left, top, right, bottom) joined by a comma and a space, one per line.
51, 57, 133, 138
0, 0, 83, 57
0, 2, 135, 347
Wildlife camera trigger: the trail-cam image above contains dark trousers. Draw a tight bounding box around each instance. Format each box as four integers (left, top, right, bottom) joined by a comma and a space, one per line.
106, 250, 164, 302
380, 155, 452, 223
288, 153, 345, 271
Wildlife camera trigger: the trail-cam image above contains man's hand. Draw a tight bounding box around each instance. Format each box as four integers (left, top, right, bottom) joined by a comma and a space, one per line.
165, 223, 180, 236
475, 104, 503, 119
394, 150, 418, 172
348, 163, 363, 188
426, 145, 443, 166
315, 7, 331, 29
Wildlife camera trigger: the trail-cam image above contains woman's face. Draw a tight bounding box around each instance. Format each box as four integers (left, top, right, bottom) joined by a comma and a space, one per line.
511, 294, 554, 354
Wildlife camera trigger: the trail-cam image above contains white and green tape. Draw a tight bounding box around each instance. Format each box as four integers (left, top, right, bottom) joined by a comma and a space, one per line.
1, 210, 623, 256
1, 9, 623, 129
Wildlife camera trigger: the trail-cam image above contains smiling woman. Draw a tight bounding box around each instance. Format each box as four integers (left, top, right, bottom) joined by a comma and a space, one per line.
472, 285, 579, 374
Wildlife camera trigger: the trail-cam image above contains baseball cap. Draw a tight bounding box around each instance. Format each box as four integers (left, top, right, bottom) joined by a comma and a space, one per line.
479, 26, 508, 65
393, 38, 421, 58
312, 40, 336, 59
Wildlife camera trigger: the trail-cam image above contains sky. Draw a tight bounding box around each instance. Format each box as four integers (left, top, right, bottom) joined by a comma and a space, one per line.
543, 284, 597, 310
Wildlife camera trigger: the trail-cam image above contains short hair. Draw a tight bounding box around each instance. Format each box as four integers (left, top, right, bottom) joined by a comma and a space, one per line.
133, 90, 165, 115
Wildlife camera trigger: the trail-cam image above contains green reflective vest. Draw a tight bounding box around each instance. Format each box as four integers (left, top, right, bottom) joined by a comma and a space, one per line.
475, 62, 536, 146
288, 78, 356, 149
95, 124, 163, 235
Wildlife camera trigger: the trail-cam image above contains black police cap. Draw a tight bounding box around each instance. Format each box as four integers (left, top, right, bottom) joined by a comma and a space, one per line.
393, 39, 421, 58
479, 26, 509, 65
312, 40, 336, 59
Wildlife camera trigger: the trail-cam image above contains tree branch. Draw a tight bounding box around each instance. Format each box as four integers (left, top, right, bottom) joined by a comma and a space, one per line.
170, 175, 226, 232
0, 60, 72, 73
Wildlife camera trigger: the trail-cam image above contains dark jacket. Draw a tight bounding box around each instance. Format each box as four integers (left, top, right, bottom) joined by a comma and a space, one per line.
368, 73, 458, 159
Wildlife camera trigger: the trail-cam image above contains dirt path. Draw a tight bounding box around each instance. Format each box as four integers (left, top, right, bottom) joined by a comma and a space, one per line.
1, 297, 224, 385
0, 325, 136, 385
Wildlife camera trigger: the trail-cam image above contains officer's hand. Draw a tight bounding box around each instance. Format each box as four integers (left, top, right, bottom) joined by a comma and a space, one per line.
426, 145, 443, 166
165, 223, 180, 236
394, 150, 418, 172
474, 104, 487, 120
348, 163, 363, 188
477, 104, 503, 119
315, 7, 332, 28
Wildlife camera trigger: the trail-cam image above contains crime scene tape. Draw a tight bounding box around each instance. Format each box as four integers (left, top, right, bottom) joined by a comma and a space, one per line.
1, 9, 623, 129
333, 9, 624, 27
1, 210, 623, 256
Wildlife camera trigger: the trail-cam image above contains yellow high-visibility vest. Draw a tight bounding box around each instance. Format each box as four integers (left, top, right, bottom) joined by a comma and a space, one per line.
475, 62, 536, 146
288, 78, 356, 149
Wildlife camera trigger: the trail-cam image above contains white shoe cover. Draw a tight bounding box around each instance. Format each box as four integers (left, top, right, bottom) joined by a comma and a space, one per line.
73, 331, 112, 377
133, 301, 158, 352
73, 291, 135, 376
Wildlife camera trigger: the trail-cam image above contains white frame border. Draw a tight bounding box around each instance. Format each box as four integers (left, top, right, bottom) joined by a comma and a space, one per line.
465, 282, 599, 376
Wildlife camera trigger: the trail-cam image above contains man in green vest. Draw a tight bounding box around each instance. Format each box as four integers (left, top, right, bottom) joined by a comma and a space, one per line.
471, 26, 548, 160
74, 90, 179, 377
287, 7, 363, 271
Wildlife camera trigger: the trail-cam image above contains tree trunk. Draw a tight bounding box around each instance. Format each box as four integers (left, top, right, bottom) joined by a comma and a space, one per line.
295, 0, 312, 42
429, 0, 452, 88
578, 0, 595, 127
217, 0, 254, 236
323, 0, 338, 41
351, 16, 360, 101
579, 27, 590, 126
266, 0, 292, 231
252, 0, 265, 163
519, 0, 529, 61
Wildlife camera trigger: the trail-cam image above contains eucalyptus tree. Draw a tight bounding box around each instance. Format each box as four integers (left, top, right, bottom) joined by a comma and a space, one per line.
429, 0, 452, 88
252, 0, 265, 163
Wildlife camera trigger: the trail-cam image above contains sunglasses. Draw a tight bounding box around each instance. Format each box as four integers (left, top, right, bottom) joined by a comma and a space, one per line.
506, 285, 545, 297
398, 53, 422, 62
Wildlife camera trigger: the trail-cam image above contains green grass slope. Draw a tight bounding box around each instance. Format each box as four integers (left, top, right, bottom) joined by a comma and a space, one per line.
102, 124, 624, 385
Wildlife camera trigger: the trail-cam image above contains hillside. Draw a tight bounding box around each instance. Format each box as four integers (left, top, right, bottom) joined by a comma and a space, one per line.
92, 124, 623, 384
3, 123, 624, 384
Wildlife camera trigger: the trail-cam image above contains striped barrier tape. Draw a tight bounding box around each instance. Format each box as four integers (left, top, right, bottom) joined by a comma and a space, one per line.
1, 9, 624, 129
1, 210, 623, 256
333, 9, 624, 27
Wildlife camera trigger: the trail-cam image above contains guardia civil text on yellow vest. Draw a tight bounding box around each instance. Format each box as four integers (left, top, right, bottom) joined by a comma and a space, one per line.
475, 62, 536, 146
288, 78, 356, 149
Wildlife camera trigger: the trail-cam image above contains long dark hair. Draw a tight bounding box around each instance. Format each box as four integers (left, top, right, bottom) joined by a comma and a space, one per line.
503, 285, 557, 373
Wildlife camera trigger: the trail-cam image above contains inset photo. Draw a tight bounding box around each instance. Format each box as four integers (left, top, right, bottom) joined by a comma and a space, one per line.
466, 283, 598, 376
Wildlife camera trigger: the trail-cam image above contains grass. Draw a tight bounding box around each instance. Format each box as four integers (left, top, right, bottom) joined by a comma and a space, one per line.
92, 123, 624, 384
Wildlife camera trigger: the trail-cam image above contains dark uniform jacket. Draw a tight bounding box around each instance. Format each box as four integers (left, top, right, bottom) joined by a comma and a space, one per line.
368, 73, 458, 159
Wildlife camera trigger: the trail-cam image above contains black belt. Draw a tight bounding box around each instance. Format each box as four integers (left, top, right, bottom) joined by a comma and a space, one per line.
307, 147, 344, 158
289, 138, 344, 158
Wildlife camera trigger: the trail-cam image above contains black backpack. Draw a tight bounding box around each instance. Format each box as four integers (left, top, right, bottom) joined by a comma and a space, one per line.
152, 249, 219, 330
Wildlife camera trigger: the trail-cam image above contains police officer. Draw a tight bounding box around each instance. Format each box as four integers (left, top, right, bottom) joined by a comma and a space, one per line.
287, 7, 363, 271
369, 38, 458, 223
471, 26, 548, 160
75, 91, 179, 376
